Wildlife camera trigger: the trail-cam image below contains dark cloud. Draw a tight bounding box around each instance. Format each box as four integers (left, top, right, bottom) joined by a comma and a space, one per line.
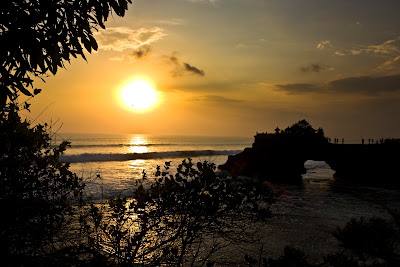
275, 83, 321, 94
169, 56, 178, 63
131, 45, 151, 59
275, 74, 400, 95
300, 63, 324, 73
165, 53, 205, 77
183, 63, 205, 76
328, 74, 400, 95
200, 95, 243, 104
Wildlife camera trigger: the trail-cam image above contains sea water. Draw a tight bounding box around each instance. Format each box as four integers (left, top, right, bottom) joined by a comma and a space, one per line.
59, 134, 252, 198
59, 133, 400, 262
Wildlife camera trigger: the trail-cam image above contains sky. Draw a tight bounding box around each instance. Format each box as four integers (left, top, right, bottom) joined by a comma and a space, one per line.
28, 0, 400, 140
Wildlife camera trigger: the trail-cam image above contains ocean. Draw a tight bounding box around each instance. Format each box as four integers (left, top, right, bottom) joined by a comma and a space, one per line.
59, 133, 400, 261
59, 134, 252, 198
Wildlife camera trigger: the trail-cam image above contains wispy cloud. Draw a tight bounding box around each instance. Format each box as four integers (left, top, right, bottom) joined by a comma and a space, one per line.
335, 37, 400, 57
153, 18, 186, 26
108, 45, 152, 62
132, 45, 152, 59
300, 63, 334, 73
95, 27, 166, 51
376, 55, 400, 74
275, 83, 321, 94
187, 0, 220, 5
300, 63, 324, 73
317, 40, 331, 50
333, 37, 400, 75
195, 95, 243, 104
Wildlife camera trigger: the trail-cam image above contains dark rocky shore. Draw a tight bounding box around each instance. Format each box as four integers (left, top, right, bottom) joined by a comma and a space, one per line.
219, 120, 400, 185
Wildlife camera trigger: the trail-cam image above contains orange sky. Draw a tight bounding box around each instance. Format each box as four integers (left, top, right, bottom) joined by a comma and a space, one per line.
25, 0, 400, 140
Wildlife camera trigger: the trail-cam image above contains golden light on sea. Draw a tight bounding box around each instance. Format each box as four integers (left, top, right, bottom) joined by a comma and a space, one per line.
128, 135, 148, 154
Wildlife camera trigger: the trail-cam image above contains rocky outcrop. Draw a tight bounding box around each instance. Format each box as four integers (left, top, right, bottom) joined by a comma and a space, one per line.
219, 120, 328, 184
219, 120, 400, 185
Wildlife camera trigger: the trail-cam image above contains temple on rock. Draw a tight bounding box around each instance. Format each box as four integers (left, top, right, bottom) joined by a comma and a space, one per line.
218, 120, 400, 185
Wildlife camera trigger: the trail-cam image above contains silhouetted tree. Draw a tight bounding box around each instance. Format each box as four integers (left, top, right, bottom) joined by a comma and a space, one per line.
0, 0, 133, 263
283, 119, 317, 136
82, 159, 275, 265
0, 106, 85, 264
0, 0, 132, 107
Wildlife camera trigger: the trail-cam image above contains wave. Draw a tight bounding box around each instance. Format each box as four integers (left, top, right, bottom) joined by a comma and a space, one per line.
63, 143, 249, 148
68, 143, 177, 148
61, 150, 242, 163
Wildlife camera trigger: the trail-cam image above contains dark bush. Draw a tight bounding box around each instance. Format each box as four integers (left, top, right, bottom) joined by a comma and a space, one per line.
0, 105, 85, 264
333, 217, 397, 261
82, 159, 276, 266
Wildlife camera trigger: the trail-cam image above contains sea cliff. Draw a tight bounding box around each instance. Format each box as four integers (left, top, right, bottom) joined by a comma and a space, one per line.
219, 120, 400, 185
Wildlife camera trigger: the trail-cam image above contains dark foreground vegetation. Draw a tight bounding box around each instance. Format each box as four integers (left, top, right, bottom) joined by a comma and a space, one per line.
2, 1, 400, 265
1, 108, 400, 266
1, 105, 277, 266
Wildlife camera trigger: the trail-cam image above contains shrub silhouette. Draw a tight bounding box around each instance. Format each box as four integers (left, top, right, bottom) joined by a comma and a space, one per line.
81, 159, 276, 266
0, 105, 85, 264
333, 217, 397, 261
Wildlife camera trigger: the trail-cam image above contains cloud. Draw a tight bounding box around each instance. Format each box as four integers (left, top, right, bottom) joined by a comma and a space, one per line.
365, 39, 400, 55
187, 0, 220, 5
235, 43, 260, 49
196, 95, 243, 104
335, 37, 400, 57
334, 51, 346, 56
166, 53, 205, 77
275, 74, 400, 95
153, 18, 186, 26
328, 74, 400, 95
300, 63, 324, 73
183, 63, 205, 76
108, 45, 152, 62
132, 45, 152, 59
275, 83, 321, 94
317, 40, 331, 50
95, 27, 165, 51
376, 55, 400, 74
169, 56, 178, 63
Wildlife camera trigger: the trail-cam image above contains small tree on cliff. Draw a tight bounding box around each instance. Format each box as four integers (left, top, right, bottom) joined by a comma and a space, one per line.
283, 119, 317, 136
0, 0, 132, 107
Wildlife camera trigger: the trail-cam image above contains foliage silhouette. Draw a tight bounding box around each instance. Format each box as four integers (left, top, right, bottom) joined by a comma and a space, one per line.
0, 0, 132, 106
0, 105, 85, 264
81, 159, 276, 266
333, 216, 399, 263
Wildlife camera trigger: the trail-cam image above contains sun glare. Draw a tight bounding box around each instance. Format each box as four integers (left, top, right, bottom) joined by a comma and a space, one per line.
121, 80, 159, 112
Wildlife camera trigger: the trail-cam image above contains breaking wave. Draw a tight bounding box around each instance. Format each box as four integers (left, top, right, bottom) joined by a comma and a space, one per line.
62, 150, 241, 163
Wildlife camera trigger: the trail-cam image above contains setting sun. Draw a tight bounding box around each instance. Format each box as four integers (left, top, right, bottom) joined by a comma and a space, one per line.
120, 80, 159, 112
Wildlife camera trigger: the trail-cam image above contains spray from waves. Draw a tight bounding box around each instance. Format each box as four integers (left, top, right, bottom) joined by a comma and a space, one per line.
68, 143, 176, 148
61, 150, 242, 163
54, 143, 250, 149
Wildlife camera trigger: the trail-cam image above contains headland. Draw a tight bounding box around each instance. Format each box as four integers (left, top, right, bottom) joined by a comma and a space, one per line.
219, 120, 400, 185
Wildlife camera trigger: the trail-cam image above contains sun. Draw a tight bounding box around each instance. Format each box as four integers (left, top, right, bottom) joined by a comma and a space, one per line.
120, 80, 159, 112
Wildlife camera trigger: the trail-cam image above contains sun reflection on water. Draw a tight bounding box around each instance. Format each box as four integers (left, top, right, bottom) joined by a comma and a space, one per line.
128, 135, 149, 154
